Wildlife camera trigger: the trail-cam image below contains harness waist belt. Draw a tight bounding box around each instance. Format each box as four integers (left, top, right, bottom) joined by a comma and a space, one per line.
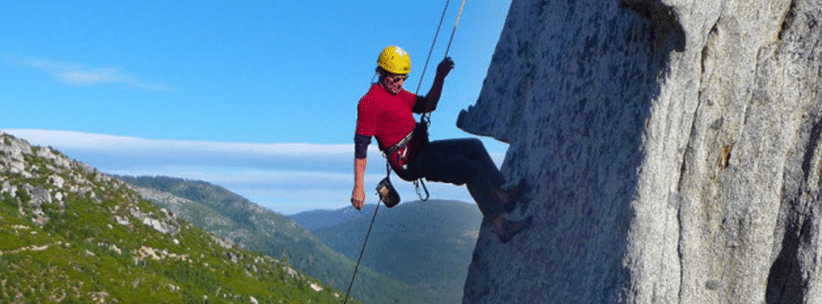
385, 129, 414, 155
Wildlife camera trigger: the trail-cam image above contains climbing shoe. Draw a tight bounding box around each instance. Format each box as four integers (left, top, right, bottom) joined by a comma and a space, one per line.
496, 216, 532, 244
502, 178, 528, 213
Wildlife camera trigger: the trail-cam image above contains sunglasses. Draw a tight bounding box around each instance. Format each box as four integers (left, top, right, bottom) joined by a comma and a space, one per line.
385, 73, 409, 83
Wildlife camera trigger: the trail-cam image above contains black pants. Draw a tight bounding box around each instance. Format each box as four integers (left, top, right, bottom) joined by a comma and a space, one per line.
401, 138, 505, 218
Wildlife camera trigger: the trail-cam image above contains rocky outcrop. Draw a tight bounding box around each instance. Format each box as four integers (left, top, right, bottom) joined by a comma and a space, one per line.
0, 130, 180, 234
458, 0, 821, 303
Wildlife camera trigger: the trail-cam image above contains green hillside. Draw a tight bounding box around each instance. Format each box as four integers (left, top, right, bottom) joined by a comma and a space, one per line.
0, 131, 345, 303
117, 175, 451, 303
307, 200, 483, 303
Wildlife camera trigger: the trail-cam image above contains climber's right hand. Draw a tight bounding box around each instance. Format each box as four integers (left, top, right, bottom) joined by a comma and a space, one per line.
351, 185, 365, 210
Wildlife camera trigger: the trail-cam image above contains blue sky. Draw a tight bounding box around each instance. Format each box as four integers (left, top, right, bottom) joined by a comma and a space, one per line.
1, 1, 512, 214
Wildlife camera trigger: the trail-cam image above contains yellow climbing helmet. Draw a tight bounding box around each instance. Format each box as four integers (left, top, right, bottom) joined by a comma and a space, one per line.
377, 46, 411, 75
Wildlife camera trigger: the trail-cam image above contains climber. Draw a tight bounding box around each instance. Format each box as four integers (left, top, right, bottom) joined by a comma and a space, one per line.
351, 46, 532, 243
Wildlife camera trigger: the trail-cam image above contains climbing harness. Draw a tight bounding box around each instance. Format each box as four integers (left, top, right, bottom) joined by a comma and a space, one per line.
345, 2, 467, 302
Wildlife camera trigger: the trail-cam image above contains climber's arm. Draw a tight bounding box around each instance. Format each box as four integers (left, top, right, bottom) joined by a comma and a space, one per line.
419, 57, 455, 112
351, 134, 371, 210
352, 157, 366, 210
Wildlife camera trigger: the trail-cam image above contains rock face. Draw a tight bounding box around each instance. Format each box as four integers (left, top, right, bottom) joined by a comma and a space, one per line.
457, 0, 821, 303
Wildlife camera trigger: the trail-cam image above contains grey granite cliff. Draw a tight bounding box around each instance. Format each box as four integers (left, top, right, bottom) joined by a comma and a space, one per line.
457, 0, 821, 303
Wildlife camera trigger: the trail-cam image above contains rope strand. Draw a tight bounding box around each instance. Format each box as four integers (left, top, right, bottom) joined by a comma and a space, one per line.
420, 0, 466, 128
415, 0, 451, 96
444, 0, 467, 58
343, 202, 381, 304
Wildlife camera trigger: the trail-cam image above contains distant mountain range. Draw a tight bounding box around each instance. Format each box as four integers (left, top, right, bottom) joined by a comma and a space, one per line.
0, 131, 342, 303
118, 175, 481, 303
292, 200, 483, 302
290, 204, 378, 231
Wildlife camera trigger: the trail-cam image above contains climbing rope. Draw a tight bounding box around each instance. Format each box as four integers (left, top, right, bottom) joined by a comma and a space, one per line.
411, 0, 467, 202
415, 0, 467, 126
414, 0, 451, 96
343, 202, 381, 304
444, 0, 467, 59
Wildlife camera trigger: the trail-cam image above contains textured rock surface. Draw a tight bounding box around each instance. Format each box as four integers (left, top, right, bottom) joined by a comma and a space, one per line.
458, 0, 821, 303
1, 131, 181, 235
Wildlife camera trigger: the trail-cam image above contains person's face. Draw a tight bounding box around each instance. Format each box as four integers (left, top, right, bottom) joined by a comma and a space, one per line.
380, 72, 408, 95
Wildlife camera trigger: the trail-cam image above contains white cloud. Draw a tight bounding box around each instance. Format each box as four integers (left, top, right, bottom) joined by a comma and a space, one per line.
10, 129, 349, 155
3, 129, 479, 214
28, 59, 172, 90
57, 68, 126, 85
6, 129, 362, 169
